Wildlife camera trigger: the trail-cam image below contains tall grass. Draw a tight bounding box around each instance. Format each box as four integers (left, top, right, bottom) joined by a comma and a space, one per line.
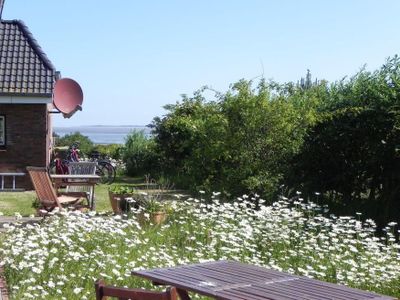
0, 195, 399, 299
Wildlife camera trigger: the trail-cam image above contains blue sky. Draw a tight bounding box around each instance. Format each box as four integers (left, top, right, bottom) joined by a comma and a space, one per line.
3, 0, 400, 126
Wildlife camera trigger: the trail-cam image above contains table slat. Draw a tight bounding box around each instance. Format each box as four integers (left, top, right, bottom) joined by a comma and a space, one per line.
132, 261, 396, 300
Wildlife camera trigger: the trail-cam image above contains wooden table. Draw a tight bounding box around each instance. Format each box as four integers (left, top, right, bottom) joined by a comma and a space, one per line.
50, 174, 100, 209
132, 260, 395, 300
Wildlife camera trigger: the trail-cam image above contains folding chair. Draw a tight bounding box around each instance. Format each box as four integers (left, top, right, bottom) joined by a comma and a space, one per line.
27, 166, 89, 213
95, 279, 178, 300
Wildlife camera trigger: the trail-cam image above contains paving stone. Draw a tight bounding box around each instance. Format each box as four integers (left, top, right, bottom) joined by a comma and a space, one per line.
0, 216, 42, 232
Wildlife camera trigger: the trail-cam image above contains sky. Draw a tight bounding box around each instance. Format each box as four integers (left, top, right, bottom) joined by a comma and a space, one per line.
3, 0, 400, 126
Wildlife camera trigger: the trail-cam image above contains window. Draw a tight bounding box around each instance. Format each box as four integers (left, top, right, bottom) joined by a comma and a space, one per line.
0, 116, 5, 146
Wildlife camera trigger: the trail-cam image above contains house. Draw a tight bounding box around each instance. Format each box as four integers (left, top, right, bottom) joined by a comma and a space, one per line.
0, 19, 59, 189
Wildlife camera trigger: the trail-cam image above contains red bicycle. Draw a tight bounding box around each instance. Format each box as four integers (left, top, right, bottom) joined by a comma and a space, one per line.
50, 142, 116, 184
51, 142, 79, 174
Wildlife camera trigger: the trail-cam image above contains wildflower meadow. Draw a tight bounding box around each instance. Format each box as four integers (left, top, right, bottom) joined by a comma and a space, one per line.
0, 195, 399, 299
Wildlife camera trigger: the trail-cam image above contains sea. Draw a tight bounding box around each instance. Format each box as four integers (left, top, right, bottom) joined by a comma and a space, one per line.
54, 125, 152, 145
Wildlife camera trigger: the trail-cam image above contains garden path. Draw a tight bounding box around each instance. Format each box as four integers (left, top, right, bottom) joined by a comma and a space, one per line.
0, 216, 42, 233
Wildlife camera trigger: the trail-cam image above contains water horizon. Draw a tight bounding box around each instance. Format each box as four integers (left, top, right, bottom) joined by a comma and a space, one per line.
54, 125, 152, 145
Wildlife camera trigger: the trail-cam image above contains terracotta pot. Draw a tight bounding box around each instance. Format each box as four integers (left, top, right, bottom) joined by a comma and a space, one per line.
108, 192, 134, 214
150, 211, 167, 224
138, 211, 167, 225
108, 191, 121, 214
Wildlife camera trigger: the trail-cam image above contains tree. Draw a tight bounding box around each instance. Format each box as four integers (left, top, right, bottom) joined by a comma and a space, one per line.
55, 132, 94, 155
151, 79, 317, 198
288, 56, 400, 227
152, 89, 227, 191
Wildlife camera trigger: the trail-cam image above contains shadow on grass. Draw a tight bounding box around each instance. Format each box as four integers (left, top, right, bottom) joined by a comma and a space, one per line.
113, 176, 143, 185
0, 175, 189, 216
112, 176, 188, 196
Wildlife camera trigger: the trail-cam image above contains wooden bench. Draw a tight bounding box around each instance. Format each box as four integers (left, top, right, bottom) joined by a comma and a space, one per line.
0, 172, 25, 191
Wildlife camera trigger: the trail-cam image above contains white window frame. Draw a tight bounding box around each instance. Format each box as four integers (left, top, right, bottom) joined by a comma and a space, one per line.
0, 116, 5, 146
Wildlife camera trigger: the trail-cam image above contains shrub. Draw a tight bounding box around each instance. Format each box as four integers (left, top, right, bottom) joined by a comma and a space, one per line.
151, 80, 318, 196
92, 144, 123, 159
122, 131, 159, 176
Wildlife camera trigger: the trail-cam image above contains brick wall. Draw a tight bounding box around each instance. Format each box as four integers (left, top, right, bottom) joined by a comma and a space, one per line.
0, 104, 49, 189
0, 265, 9, 300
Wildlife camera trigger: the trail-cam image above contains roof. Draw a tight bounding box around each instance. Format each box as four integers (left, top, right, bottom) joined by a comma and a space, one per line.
0, 19, 57, 97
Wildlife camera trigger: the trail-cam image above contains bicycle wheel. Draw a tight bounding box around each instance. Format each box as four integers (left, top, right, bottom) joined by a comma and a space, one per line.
96, 161, 116, 184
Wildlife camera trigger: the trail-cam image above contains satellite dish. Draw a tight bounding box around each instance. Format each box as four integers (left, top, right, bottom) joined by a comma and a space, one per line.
53, 78, 83, 118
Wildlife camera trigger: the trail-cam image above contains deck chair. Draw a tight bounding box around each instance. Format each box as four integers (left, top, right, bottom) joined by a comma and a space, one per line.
95, 279, 178, 300
27, 166, 89, 213
66, 162, 97, 209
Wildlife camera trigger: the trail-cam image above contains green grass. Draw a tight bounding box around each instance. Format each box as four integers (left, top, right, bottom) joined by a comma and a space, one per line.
0, 191, 36, 216
0, 176, 181, 216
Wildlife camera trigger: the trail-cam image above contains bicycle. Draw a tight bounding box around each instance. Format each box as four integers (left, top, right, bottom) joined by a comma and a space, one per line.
50, 142, 116, 184
50, 142, 79, 175
88, 150, 116, 184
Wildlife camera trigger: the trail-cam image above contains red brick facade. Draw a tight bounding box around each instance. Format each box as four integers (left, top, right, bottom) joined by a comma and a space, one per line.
0, 265, 9, 300
0, 103, 50, 189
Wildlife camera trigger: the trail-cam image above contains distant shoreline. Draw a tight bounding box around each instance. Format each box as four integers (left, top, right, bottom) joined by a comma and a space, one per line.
54, 125, 149, 128
54, 125, 151, 145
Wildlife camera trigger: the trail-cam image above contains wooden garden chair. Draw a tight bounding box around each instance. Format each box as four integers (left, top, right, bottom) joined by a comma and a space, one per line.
27, 166, 89, 213
66, 162, 97, 209
95, 279, 178, 300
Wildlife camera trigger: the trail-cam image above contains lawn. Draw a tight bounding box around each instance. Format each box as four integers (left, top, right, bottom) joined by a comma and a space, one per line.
0, 191, 36, 216
0, 176, 161, 216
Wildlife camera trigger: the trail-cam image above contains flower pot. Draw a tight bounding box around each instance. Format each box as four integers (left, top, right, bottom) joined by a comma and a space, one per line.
150, 211, 167, 224
108, 191, 121, 214
138, 211, 167, 225
108, 192, 134, 214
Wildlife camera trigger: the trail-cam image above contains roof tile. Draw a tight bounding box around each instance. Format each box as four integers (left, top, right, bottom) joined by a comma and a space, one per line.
0, 19, 57, 97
